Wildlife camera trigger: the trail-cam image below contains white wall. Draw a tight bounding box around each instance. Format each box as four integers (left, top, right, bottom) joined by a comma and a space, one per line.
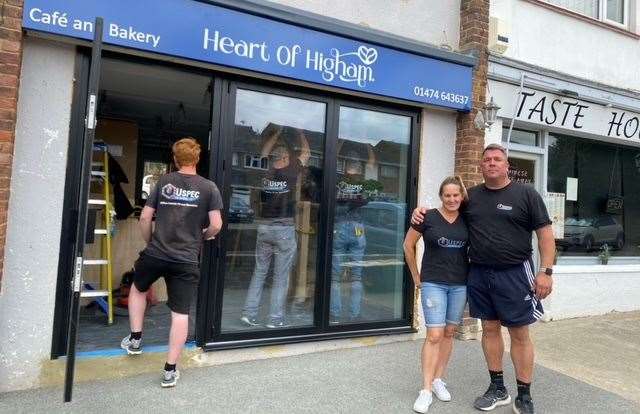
0, 38, 75, 392
545, 266, 640, 319
267, 0, 461, 49
491, 0, 640, 91
418, 109, 458, 207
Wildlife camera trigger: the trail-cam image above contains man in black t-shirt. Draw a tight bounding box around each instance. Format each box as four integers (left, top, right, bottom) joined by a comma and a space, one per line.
121, 138, 223, 388
241, 125, 310, 328
329, 146, 374, 323
412, 144, 555, 414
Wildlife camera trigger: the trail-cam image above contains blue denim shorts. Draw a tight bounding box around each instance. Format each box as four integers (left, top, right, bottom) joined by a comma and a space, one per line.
420, 282, 467, 327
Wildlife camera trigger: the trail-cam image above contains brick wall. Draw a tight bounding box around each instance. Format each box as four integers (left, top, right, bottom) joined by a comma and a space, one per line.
456, 0, 489, 186
0, 1, 24, 285
456, 0, 490, 339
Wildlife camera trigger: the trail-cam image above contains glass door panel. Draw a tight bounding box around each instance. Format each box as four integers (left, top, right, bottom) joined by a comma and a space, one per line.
220, 88, 326, 332
329, 106, 411, 325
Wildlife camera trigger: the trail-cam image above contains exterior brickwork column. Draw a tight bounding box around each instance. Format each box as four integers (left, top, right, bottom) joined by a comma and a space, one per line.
456, 0, 490, 340
0, 0, 24, 285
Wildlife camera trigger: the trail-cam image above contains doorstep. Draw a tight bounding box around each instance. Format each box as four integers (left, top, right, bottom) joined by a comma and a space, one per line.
38, 331, 423, 389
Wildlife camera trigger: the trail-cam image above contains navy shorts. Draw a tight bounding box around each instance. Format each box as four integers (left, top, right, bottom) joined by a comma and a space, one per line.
468, 258, 543, 327
133, 252, 200, 315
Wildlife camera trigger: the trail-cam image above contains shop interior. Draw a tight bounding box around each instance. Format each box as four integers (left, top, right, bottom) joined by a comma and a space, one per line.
77, 57, 212, 352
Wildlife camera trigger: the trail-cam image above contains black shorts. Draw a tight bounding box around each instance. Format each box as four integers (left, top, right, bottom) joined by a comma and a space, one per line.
133, 253, 200, 315
468, 258, 544, 327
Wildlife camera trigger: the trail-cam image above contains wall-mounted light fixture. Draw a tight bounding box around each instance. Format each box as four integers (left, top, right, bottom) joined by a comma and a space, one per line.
474, 96, 501, 130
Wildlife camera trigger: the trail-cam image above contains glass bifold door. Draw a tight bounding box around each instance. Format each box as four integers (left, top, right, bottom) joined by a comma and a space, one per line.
206, 82, 416, 345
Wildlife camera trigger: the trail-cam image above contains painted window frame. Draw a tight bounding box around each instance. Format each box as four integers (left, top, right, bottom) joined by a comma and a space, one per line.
543, 0, 629, 28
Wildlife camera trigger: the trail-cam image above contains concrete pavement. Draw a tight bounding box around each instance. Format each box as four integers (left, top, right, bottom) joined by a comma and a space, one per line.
530, 311, 640, 405
1, 333, 638, 413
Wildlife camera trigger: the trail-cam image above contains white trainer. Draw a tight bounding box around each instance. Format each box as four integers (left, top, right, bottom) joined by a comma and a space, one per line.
432, 378, 452, 402
413, 389, 433, 413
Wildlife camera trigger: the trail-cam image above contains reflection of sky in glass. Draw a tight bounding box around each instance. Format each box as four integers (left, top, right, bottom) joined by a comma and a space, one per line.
339, 106, 411, 146
235, 89, 326, 133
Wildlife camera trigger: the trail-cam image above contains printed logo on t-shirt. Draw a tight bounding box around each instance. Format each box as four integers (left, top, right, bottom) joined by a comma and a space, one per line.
160, 183, 200, 207
262, 178, 289, 194
437, 237, 466, 248
337, 181, 364, 200
497, 203, 513, 211
337, 181, 363, 194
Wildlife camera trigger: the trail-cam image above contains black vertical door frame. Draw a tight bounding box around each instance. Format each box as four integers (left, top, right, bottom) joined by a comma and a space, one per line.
64, 18, 104, 403
51, 50, 91, 359
196, 76, 225, 345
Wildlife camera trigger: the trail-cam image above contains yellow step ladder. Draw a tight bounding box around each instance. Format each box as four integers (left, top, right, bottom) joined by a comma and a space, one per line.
80, 142, 114, 325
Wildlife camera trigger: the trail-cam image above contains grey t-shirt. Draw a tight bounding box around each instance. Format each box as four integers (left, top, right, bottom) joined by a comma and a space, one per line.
144, 172, 223, 264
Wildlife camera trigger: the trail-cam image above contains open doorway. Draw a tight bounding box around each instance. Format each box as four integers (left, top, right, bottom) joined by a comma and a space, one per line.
76, 57, 213, 352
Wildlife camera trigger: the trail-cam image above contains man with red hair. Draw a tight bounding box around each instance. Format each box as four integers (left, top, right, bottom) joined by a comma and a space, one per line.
121, 137, 223, 388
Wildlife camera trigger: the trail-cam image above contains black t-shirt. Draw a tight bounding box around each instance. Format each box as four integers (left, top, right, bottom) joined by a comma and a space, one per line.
144, 172, 223, 264
335, 177, 368, 222
260, 158, 302, 220
411, 209, 469, 285
465, 182, 551, 267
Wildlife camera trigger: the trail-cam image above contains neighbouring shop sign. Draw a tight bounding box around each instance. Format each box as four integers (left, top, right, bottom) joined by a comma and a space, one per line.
490, 81, 640, 143
23, 0, 473, 111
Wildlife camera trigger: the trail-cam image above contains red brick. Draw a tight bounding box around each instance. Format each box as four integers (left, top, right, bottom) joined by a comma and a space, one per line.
0, 107, 15, 120
0, 28, 22, 42
0, 39, 21, 53
0, 17, 22, 31
0, 63, 20, 77
0, 86, 17, 99
1, 0, 23, 8
0, 130, 13, 141
0, 118, 14, 130
0, 51, 20, 65
0, 5, 24, 19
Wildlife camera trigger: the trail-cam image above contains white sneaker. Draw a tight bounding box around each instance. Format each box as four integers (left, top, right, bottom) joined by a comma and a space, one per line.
432, 378, 452, 402
413, 389, 433, 413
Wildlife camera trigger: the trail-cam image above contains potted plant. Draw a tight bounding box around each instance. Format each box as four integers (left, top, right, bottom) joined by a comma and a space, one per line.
598, 243, 611, 265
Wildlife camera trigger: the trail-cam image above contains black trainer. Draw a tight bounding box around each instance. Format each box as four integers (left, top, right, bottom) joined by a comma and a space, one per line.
513, 395, 535, 414
473, 383, 511, 411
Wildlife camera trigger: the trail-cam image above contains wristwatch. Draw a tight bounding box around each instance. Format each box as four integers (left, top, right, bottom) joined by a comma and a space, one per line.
539, 267, 553, 276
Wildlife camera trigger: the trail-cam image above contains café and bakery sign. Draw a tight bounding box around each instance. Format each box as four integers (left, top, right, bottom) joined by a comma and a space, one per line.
490, 81, 640, 143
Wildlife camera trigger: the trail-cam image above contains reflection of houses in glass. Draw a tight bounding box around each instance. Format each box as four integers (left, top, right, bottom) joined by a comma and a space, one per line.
229, 122, 409, 210
230, 123, 324, 214
335, 138, 407, 202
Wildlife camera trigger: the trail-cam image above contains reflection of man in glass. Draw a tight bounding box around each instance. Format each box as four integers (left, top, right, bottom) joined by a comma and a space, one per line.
241, 124, 310, 328
330, 143, 376, 323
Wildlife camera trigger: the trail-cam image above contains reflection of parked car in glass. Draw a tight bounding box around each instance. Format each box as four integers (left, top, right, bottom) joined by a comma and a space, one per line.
141, 174, 154, 200
558, 216, 624, 250
228, 194, 255, 223
360, 201, 406, 257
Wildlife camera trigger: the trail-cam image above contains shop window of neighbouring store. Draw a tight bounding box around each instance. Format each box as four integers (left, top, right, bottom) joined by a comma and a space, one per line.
547, 133, 640, 258
502, 127, 539, 147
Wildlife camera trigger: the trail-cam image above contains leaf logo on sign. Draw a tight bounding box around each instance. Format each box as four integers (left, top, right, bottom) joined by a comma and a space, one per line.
357, 46, 378, 65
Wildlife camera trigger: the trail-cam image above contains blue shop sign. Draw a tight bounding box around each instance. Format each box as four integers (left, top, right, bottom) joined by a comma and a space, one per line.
23, 0, 473, 110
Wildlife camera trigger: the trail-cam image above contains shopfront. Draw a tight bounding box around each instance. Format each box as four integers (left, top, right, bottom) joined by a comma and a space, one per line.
488, 57, 640, 319
19, 0, 475, 358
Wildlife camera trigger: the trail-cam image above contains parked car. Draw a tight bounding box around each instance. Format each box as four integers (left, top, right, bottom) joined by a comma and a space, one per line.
359, 201, 406, 256
228, 193, 255, 223
558, 215, 624, 251
141, 174, 155, 200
